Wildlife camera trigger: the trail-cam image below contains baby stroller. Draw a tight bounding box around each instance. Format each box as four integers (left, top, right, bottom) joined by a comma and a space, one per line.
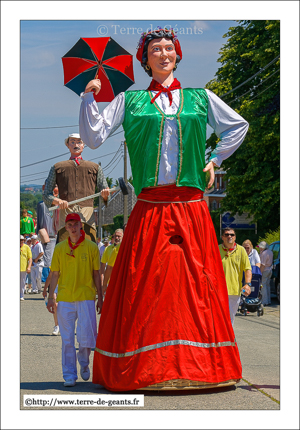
239, 265, 264, 317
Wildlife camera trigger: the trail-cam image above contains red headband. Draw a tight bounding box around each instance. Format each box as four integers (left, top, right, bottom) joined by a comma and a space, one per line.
136, 28, 182, 63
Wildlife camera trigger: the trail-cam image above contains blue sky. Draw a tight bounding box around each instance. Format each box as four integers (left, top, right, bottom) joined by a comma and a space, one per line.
20, 19, 237, 185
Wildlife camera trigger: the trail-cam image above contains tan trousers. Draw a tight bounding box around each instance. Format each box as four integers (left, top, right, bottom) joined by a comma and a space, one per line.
58, 205, 95, 230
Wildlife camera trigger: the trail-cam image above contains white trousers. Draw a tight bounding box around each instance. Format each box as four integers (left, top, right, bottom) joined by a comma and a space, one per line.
31, 266, 43, 292
261, 270, 272, 305
228, 295, 241, 326
57, 301, 97, 381
20, 272, 27, 298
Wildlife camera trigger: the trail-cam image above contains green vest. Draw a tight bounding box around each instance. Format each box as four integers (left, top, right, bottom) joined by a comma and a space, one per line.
123, 88, 208, 197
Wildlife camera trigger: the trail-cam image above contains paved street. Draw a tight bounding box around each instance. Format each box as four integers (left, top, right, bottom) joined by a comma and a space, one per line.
20, 288, 280, 413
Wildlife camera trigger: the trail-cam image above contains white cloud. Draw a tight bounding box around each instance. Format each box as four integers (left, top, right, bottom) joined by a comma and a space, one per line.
191, 20, 211, 31
21, 46, 57, 69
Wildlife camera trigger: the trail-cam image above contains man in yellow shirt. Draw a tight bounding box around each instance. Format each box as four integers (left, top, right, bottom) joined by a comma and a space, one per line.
20, 235, 32, 300
219, 228, 252, 326
46, 213, 102, 387
100, 229, 123, 296
102, 242, 121, 295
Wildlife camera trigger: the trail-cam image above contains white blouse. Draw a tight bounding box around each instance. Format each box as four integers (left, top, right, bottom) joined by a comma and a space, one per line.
79, 88, 248, 185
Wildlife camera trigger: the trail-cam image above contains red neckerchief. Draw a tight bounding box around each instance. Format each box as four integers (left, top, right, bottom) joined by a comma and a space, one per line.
32, 241, 40, 249
70, 155, 83, 166
222, 242, 237, 257
148, 78, 181, 106
67, 230, 85, 257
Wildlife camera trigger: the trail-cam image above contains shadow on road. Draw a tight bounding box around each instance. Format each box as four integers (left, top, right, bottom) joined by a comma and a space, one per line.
21, 333, 54, 337
20, 381, 238, 396
121, 385, 237, 396
238, 383, 280, 391
21, 381, 109, 393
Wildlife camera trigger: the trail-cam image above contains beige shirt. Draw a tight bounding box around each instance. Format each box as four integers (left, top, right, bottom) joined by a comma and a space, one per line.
260, 249, 273, 272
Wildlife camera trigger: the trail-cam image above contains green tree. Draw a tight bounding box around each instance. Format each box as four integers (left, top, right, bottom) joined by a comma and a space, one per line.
113, 214, 124, 230
258, 227, 280, 246
106, 176, 114, 188
128, 175, 134, 186
102, 223, 115, 236
205, 20, 280, 237
20, 192, 43, 216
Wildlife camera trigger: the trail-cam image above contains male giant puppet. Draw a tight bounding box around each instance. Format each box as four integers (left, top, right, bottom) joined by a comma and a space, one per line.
43, 133, 109, 231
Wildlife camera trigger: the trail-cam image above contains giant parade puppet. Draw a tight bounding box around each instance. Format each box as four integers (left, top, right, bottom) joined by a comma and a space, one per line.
72, 27, 249, 391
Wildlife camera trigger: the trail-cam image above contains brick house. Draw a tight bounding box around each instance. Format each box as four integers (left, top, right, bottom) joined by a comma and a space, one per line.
99, 182, 137, 226
204, 169, 227, 212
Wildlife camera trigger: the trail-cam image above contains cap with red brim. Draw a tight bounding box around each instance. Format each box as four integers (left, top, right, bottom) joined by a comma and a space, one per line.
65, 213, 81, 223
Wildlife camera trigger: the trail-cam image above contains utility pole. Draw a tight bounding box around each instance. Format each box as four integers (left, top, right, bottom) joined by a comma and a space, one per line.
97, 161, 102, 240
123, 141, 128, 225
98, 196, 102, 240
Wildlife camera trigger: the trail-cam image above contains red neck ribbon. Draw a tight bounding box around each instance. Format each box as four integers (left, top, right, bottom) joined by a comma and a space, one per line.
70, 155, 83, 165
148, 78, 181, 106
222, 242, 237, 256
67, 230, 85, 257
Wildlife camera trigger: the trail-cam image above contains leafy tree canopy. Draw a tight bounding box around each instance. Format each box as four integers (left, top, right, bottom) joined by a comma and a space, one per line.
20, 193, 43, 217
205, 20, 280, 236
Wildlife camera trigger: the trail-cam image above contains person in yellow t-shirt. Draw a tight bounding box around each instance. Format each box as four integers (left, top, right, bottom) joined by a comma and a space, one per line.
46, 213, 102, 387
20, 235, 32, 300
102, 242, 121, 295
219, 228, 252, 326
100, 229, 123, 296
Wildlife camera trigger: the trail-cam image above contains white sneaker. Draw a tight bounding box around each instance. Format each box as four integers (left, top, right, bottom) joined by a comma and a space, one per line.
80, 365, 90, 381
52, 326, 60, 336
64, 379, 76, 387
20, 297, 25, 301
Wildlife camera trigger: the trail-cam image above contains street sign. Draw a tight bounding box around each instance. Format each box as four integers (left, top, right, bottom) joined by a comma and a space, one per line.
221, 212, 257, 234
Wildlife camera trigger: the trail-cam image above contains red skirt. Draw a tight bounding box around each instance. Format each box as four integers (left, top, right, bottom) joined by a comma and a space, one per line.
93, 185, 242, 391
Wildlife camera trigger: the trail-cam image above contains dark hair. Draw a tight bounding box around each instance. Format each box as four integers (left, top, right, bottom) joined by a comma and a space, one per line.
141, 30, 181, 77
222, 227, 236, 236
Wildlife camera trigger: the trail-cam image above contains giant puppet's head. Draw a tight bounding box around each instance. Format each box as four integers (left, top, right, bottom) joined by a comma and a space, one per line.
136, 27, 182, 77
64, 133, 84, 158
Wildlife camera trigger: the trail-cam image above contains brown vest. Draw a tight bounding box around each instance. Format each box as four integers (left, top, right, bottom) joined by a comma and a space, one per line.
54, 160, 98, 208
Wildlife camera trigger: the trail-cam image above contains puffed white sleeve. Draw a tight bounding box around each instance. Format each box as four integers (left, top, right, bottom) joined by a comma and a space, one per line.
79, 91, 125, 150
206, 89, 249, 167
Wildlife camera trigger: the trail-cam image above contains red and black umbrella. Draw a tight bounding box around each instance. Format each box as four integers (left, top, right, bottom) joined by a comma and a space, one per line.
62, 37, 135, 102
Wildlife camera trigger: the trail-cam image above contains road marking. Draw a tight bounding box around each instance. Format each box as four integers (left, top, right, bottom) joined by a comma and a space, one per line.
242, 378, 280, 405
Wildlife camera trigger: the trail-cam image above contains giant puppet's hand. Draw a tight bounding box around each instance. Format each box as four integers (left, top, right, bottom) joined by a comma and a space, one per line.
203, 161, 217, 189
100, 187, 110, 201
84, 79, 101, 95
52, 197, 69, 210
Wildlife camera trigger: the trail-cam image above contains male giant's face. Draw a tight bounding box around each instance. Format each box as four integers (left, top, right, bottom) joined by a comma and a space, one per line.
67, 137, 84, 158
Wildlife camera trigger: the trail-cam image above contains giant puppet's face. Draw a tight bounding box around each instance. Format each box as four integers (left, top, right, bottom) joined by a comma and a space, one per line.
147, 38, 177, 79
66, 137, 84, 158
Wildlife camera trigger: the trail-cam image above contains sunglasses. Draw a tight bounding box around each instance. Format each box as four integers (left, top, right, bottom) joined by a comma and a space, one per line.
224, 233, 235, 237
